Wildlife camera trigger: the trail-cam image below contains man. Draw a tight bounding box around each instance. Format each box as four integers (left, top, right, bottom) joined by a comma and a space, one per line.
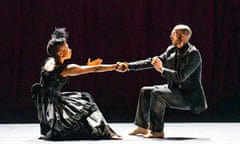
117, 24, 207, 138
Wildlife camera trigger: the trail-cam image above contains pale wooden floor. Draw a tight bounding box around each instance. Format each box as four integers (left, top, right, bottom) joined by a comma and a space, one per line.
0, 123, 239, 144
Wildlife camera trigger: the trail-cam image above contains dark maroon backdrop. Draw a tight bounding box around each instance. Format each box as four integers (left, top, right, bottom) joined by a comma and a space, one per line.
0, 0, 240, 122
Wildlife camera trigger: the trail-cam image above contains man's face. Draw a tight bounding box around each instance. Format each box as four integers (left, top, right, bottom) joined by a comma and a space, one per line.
170, 30, 182, 47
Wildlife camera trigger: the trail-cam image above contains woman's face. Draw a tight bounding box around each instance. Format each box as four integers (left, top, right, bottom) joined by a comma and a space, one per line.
58, 42, 72, 60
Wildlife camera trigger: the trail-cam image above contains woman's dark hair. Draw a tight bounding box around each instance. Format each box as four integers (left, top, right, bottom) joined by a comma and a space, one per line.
46, 28, 68, 58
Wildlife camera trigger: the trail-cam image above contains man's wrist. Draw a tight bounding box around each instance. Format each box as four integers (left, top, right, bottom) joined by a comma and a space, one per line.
160, 67, 165, 73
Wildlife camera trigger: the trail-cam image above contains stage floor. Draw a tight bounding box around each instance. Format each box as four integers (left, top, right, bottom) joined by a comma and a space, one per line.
0, 122, 239, 144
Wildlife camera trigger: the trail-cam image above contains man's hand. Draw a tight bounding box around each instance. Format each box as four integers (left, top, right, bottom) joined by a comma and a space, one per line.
151, 56, 163, 73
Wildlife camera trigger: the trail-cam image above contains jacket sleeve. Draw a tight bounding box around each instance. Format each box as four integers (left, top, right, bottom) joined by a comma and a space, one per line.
128, 58, 153, 71
158, 50, 167, 63
128, 48, 168, 71
127, 46, 171, 71
162, 50, 201, 83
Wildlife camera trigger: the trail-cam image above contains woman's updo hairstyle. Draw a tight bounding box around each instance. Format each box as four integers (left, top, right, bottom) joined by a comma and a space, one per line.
46, 28, 68, 58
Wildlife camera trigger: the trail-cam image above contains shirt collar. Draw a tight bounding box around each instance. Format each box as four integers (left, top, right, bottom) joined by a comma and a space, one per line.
176, 43, 189, 54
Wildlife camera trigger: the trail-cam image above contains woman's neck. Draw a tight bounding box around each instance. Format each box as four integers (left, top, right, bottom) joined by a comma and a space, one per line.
55, 58, 65, 66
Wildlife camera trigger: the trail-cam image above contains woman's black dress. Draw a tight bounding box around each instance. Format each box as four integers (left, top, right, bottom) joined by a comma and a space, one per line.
31, 64, 117, 140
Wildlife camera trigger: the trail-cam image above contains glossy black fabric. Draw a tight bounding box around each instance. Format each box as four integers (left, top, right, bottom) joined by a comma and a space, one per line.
129, 43, 207, 114
128, 43, 208, 131
134, 85, 190, 132
159, 43, 207, 114
31, 64, 116, 140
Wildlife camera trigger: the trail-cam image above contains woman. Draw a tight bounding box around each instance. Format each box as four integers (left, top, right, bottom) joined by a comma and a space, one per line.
31, 28, 122, 140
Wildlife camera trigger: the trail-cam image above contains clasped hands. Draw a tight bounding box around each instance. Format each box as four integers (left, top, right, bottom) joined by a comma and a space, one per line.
86, 58, 129, 72
115, 62, 128, 72
115, 56, 163, 73
86, 57, 163, 73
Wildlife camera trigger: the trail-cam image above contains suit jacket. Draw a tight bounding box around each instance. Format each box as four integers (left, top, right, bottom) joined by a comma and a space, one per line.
128, 43, 208, 114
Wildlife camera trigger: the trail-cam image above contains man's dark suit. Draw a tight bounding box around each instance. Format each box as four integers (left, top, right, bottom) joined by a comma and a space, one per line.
128, 43, 207, 132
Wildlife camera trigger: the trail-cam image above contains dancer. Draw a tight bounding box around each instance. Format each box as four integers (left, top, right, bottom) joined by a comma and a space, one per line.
31, 28, 122, 140
117, 24, 207, 138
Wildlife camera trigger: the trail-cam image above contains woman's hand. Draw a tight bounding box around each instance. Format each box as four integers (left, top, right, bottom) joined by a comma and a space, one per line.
115, 62, 128, 72
87, 58, 103, 66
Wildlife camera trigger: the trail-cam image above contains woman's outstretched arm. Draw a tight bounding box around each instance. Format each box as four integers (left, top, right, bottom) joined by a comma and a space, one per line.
60, 63, 118, 77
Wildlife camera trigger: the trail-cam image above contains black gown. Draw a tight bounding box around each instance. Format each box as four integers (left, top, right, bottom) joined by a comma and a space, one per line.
31, 64, 117, 140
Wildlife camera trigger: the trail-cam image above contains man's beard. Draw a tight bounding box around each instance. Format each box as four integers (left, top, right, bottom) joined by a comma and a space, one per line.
172, 38, 181, 46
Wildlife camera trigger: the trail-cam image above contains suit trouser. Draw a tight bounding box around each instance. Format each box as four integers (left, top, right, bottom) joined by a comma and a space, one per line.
134, 84, 190, 132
